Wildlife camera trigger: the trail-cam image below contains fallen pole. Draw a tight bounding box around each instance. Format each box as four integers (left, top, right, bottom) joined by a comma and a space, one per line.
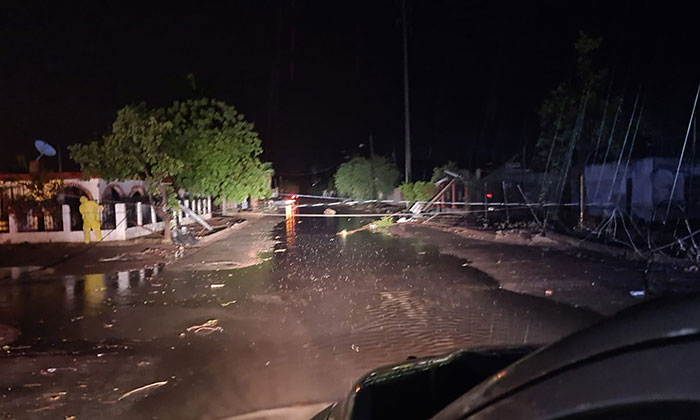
179, 202, 213, 231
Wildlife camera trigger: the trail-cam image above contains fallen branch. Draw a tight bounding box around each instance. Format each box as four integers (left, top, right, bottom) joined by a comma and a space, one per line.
118, 381, 168, 401
186, 319, 224, 336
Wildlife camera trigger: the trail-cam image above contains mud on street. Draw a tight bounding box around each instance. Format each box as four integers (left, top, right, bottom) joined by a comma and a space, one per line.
0, 213, 648, 419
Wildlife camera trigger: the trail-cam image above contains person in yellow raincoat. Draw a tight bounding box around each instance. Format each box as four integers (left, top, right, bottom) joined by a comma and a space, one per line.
79, 196, 103, 243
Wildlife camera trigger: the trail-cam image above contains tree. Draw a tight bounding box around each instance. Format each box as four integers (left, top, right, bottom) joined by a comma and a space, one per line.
69, 98, 272, 242
163, 98, 272, 202
334, 156, 399, 199
534, 32, 618, 202
69, 105, 182, 241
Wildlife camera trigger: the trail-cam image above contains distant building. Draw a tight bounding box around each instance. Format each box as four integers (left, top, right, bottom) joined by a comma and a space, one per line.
585, 157, 700, 221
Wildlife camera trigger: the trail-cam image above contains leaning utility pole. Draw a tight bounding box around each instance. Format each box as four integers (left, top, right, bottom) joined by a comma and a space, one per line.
665, 81, 700, 223
369, 134, 377, 199
402, 0, 411, 183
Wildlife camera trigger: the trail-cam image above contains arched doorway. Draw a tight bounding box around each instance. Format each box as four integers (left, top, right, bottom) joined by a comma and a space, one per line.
101, 185, 122, 229
127, 187, 149, 227
57, 186, 92, 231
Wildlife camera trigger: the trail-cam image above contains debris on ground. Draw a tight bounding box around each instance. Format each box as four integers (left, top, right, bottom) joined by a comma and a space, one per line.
40, 367, 78, 376
172, 230, 198, 246
185, 319, 224, 336
0, 323, 19, 346
44, 391, 67, 402
98, 254, 132, 262
210, 284, 225, 289
274, 248, 287, 253
323, 208, 337, 215
117, 381, 168, 401
629, 290, 646, 297
26, 402, 65, 413
545, 289, 553, 296
220, 300, 237, 307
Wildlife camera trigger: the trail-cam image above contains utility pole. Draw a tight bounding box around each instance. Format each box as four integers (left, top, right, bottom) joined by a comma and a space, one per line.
369, 135, 377, 199
665, 81, 700, 223
402, 0, 411, 183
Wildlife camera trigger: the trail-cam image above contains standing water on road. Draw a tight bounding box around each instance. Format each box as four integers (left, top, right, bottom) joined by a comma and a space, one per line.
0, 214, 598, 419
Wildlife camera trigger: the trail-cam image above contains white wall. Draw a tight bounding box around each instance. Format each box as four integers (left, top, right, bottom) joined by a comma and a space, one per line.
0, 198, 211, 244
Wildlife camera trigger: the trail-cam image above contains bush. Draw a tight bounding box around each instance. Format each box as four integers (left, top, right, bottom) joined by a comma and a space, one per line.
399, 181, 435, 205
374, 215, 394, 227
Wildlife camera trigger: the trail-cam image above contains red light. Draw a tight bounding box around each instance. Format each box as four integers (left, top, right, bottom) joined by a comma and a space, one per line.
486, 193, 493, 199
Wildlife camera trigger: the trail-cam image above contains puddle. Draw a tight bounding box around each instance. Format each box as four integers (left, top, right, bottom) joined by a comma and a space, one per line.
0, 266, 54, 280
0, 211, 600, 419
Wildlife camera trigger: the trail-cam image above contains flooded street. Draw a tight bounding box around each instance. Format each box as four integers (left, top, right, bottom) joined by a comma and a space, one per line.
1, 215, 603, 419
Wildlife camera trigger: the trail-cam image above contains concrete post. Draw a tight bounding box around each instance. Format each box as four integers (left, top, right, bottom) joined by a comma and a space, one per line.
43, 212, 51, 231
150, 205, 157, 225
136, 202, 143, 226
579, 173, 585, 228
207, 197, 212, 215
197, 199, 202, 214
8, 214, 18, 234
62, 204, 71, 232
118, 271, 129, 290
115, 203, 127, 240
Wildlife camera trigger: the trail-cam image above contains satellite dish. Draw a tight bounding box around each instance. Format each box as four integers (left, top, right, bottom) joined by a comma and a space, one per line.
34, 139, 57, 161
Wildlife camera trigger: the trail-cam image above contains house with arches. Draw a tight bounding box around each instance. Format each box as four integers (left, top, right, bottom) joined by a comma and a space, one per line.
0, 172, 211, 243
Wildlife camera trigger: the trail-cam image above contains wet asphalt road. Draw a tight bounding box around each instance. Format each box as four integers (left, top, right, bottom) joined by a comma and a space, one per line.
0, 214, 603, 419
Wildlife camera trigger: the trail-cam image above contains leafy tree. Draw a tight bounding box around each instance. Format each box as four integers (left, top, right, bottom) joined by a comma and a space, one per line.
69, 98, 272, 242
334, 156, 399, 199
163, 98, 272, 202
534, 32, 621, 201
399, 181, 435, 206
69, 106, 181, 241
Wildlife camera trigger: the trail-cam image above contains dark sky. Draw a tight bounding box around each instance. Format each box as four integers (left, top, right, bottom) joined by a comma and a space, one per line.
1, 0, 699, 179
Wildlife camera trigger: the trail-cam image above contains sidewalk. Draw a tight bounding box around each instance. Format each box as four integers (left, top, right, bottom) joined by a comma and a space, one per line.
168, 214, 281, 271
0, 215, 281, 277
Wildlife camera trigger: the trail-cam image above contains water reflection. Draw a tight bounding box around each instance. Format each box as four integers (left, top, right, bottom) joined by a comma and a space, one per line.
83, 273, 105, 307
0, 266, 162, 337
285, 204, 297, 249
0, 266, 52, 280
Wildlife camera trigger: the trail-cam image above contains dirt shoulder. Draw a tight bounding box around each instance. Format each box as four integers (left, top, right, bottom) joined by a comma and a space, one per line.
389, 222, 648, 316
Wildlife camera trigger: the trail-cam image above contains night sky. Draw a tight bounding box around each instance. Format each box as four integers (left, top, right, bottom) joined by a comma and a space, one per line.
1, 0, 698, 180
